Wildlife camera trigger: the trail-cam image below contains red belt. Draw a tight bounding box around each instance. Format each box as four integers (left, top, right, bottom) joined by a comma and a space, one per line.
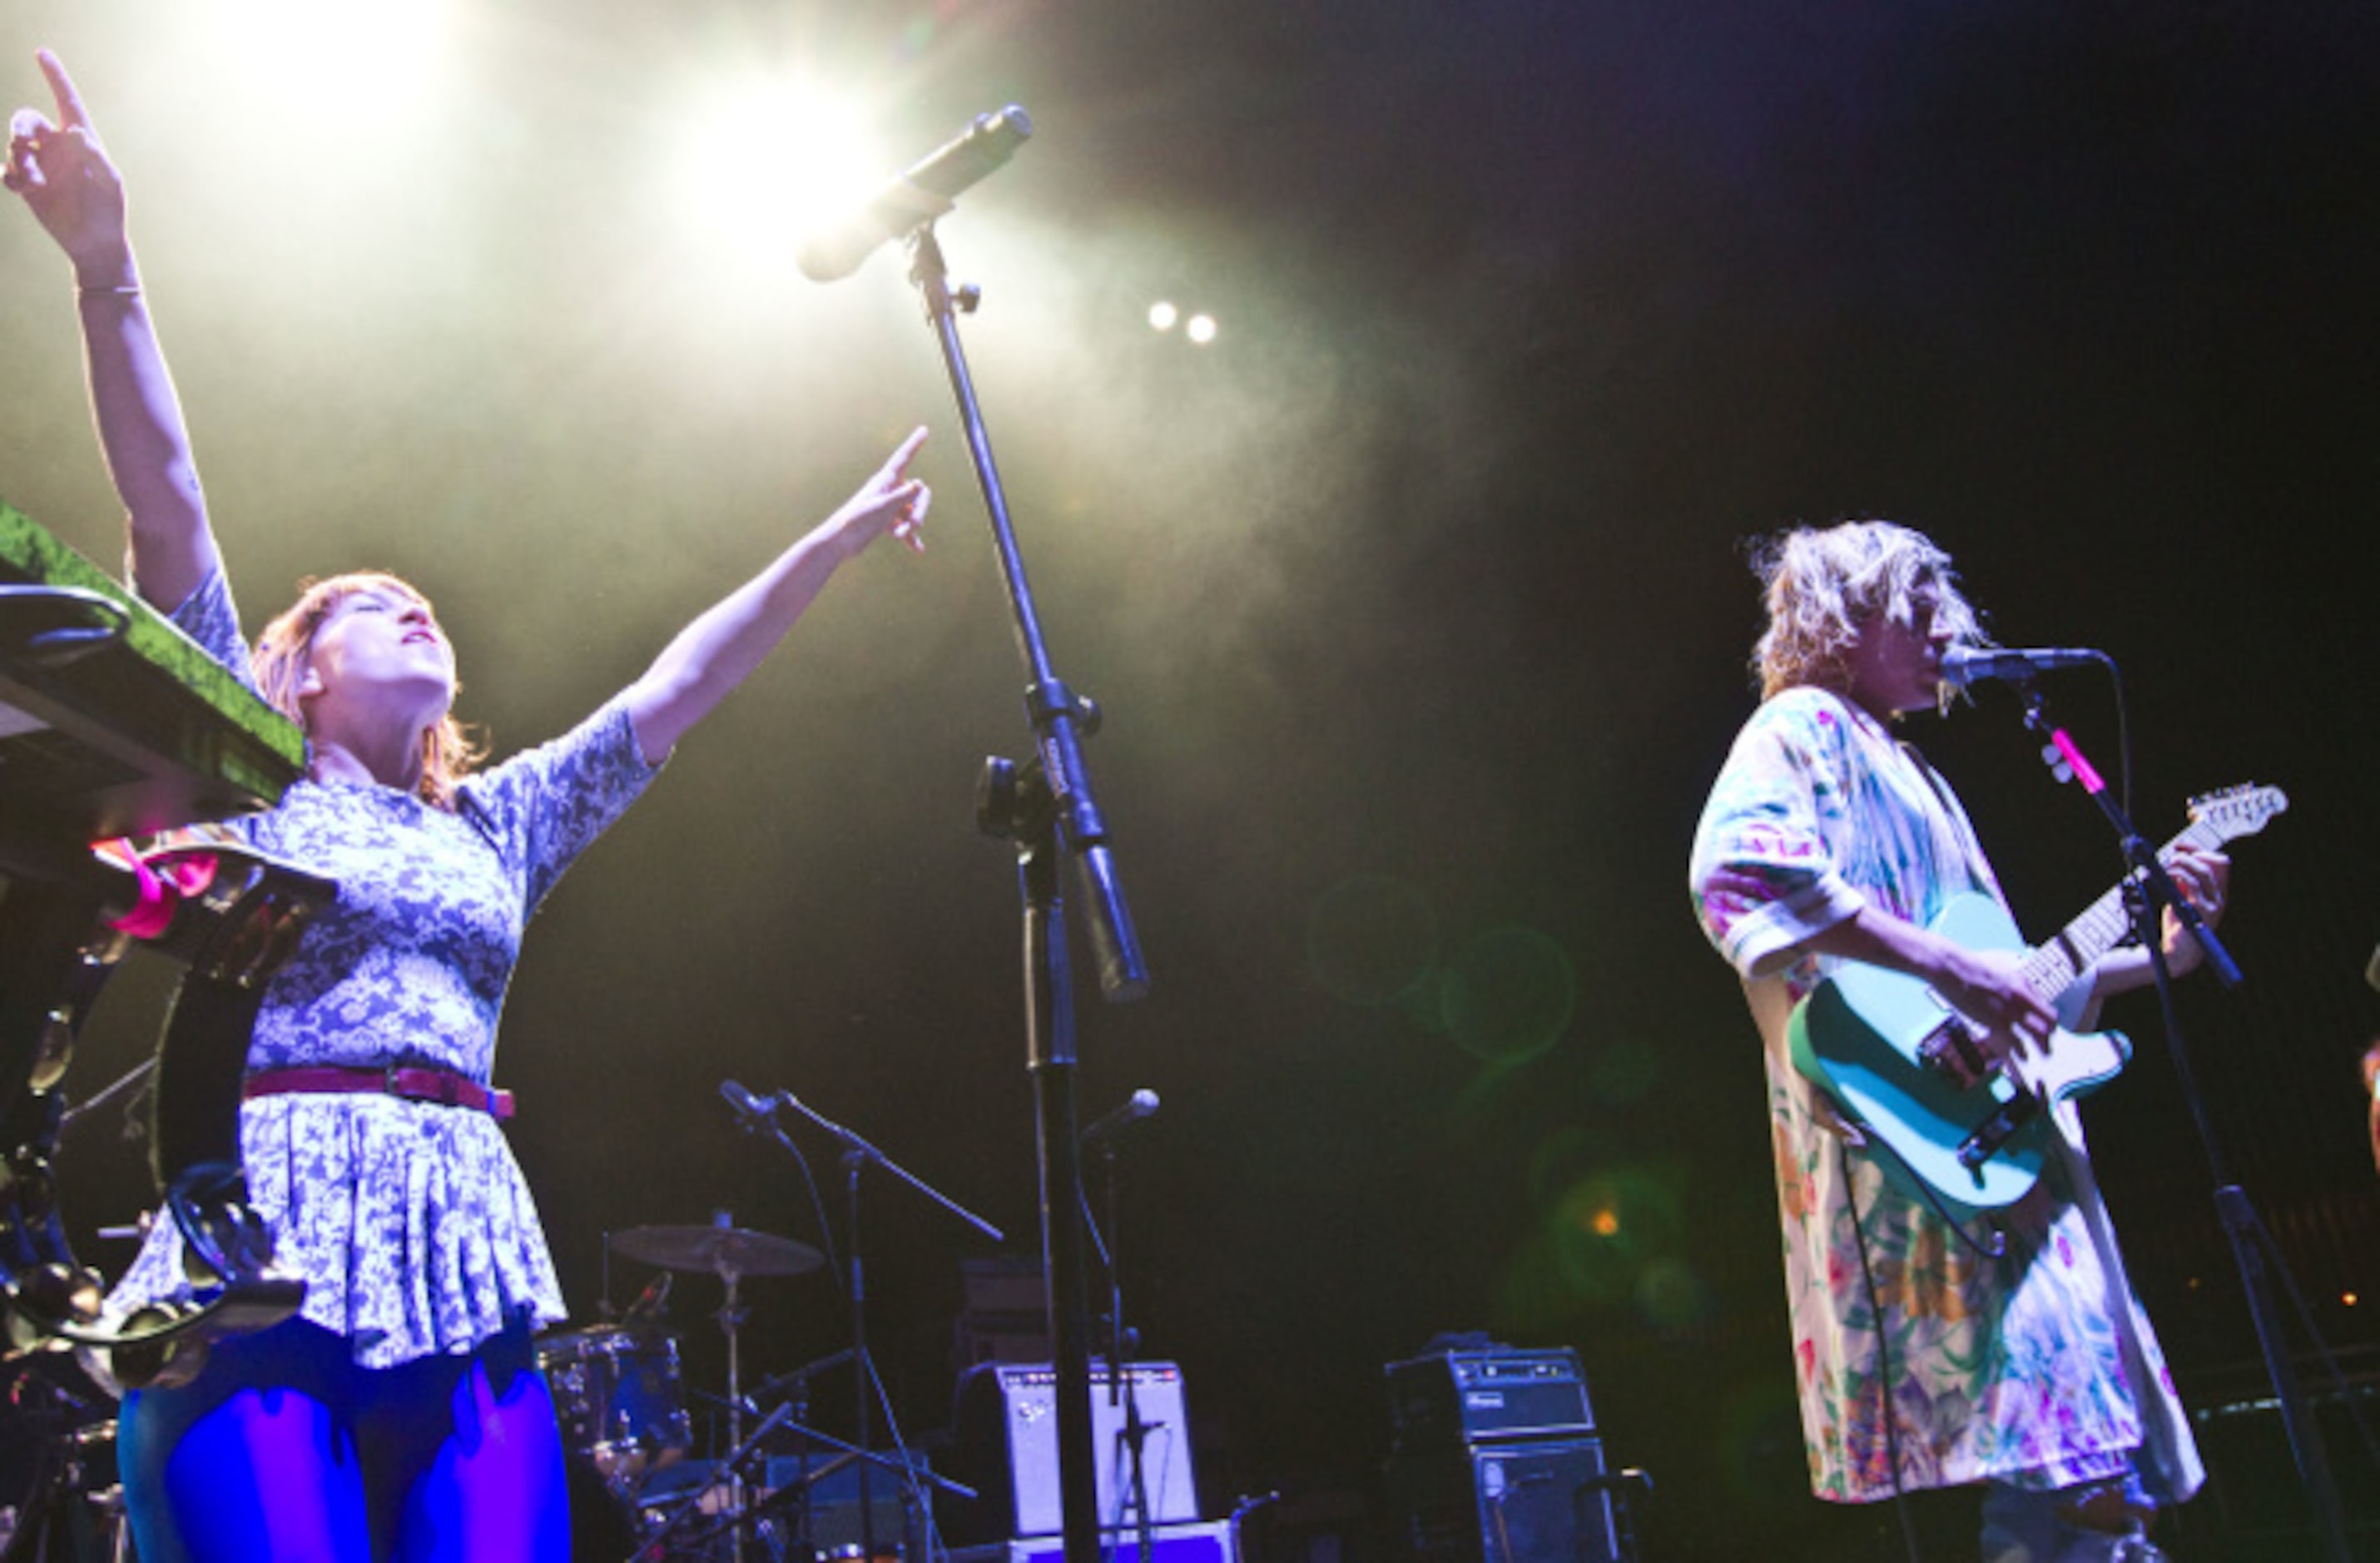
243, 1065, 515, 1121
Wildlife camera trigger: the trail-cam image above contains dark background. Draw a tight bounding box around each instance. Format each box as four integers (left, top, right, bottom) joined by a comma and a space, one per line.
5, 2, 2378, 1558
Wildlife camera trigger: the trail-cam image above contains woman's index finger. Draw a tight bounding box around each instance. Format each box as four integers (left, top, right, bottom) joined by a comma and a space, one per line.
35, 50, 94, 133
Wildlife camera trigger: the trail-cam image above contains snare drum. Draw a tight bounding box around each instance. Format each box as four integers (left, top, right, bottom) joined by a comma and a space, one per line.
536, 1327, 690, 1491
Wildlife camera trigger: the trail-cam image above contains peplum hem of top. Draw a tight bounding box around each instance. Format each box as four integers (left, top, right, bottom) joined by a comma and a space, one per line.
101, 1093, 565, 1372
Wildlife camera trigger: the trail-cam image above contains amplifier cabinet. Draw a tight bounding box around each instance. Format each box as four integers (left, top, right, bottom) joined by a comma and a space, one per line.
949, 1517, 1236, 1563
1386, 1349, 1594, 1448
1383, 1439, 1621, 1563
761, 1450, 930, 1556
945, 1362, 1201, 1541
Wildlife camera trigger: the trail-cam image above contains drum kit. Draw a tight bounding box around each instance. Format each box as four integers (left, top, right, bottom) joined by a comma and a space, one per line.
0, 1078, 1002, 1563
0, 1218, 897, 1563
0, 1369, 125, 1563
548, 1218, 934, 1563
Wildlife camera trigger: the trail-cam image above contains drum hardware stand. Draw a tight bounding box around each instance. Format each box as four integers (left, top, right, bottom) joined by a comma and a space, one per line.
746, 1347, 851, 1558
637, 1397, 796, 1562
2006, 677, 2359, 1561
651, 1423, 979, 1563
687, 1214, 763, 1563
737, 1087, 1002, 1562
0, 1367, 128, 1563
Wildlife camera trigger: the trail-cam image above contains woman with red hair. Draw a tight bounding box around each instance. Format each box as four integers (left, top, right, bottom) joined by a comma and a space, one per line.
10, 48, 929, 1562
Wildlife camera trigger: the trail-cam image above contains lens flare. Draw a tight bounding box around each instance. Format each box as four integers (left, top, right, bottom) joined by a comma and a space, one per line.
1547, 1167, 1681, 1304
1439, 925, 1574, 1063
1307, 876, 1437, 1006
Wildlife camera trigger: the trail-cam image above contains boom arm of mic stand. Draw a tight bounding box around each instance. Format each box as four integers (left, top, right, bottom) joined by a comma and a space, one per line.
772, 1091, 1004, 1243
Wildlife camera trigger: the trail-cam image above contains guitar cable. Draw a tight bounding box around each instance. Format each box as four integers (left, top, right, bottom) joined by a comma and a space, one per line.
1881, 1139, 2007, 1264
1841, 1134, 1925, 1563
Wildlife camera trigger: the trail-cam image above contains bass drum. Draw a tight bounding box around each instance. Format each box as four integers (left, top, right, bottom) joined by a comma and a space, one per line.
537, 1326, 691, 1492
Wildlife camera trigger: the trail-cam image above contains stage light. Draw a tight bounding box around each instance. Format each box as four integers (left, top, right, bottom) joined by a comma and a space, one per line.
677, 77, 885, 266
1148, 301, 1179, 331
193, 0, 450, 118
1185, 313, 1218, 345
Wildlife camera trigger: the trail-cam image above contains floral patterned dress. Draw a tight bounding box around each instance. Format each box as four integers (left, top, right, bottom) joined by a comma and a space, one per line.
1688, 687, 2201, 1504
103, 568, 660, 1369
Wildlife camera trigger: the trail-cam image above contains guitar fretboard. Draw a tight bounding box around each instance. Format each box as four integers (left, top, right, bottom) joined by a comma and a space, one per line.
2019, 812, 2245, 1001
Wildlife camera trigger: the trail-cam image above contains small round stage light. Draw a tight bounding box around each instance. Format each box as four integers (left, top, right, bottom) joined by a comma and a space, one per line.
1148, 301, 1179, 331
1185, 313, 1218, 345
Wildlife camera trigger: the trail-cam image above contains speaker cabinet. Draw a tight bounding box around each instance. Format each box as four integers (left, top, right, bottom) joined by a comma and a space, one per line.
1384, 1439, 1621, 1563
1386, 1350, 1594, 1448
950, 1518, 1237, 1563
945, 1362, 1201, 1542
763, 1449, 930, 1556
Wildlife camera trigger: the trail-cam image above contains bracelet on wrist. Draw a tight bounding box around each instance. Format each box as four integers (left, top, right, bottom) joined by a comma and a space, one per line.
76, 281, 142, 297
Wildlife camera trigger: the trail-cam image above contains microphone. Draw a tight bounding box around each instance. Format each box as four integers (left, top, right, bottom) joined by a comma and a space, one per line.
796, 105, 1034, 282
721, 1079, 782, 1132
620, 1271, 673, 1327
1939, 646, 2105, 687
1081, 1088, 1160, 1145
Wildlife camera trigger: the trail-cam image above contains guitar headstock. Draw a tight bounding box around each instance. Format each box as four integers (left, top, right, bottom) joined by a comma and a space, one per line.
2185, 783, 2289, 844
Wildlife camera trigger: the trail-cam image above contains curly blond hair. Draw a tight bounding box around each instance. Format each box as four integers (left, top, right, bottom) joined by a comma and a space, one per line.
252, 572, 485, 807
1748, 520, 1987, 702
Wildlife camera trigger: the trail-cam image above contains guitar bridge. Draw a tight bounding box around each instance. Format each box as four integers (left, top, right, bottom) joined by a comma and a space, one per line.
1958, 1091, 2043, 1172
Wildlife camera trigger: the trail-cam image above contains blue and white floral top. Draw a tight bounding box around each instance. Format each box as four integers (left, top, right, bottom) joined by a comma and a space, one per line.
104, 568, 660, 1369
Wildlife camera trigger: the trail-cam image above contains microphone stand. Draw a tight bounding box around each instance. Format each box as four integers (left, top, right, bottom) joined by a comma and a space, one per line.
900, 218, 1154, 1563
2011, 682, 2353, 1561
772, 1089, 1004, 1561
1089, 1139, 1158, 1563
638, 1400, 796, 1562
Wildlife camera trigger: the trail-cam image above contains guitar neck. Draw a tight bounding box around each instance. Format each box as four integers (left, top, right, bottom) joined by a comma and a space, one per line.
2020, 817, 2228, 1000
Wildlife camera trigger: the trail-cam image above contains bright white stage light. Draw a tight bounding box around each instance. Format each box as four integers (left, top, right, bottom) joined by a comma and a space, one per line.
195, 0, 450, 118
1148, 301, 1179, 331
1184, 313, 1218, 345
680, 78, 885, 265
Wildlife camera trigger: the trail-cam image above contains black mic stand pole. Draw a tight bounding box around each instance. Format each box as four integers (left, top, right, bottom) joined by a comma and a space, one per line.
2014, 683, 2352, 1562
903, 221, 1153, 1563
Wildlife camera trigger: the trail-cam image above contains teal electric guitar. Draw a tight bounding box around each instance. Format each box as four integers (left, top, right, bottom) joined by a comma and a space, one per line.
1787, 784, 2288, 1218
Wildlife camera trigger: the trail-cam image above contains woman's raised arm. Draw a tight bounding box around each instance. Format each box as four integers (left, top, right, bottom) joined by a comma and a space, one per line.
621, 427, 930, 766
6, 49, 216, 611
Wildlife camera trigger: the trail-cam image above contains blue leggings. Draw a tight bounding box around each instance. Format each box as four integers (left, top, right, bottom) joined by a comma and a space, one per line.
116, 1318, 569, 1563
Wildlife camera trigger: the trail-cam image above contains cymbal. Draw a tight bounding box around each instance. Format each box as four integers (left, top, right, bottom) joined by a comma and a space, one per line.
611, 1224, 825, 1278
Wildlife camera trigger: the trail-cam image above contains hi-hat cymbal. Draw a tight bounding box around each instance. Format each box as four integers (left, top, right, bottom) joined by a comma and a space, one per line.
611, 1224, 825, 1278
